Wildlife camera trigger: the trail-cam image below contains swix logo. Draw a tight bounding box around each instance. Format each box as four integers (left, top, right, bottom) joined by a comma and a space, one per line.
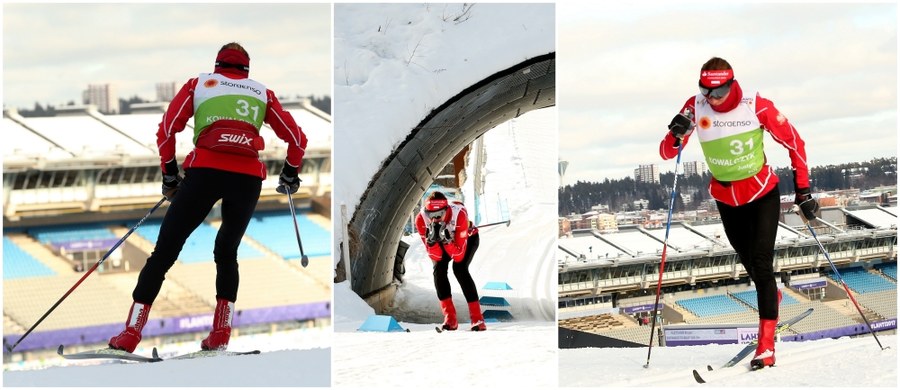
219, 133, 253, 146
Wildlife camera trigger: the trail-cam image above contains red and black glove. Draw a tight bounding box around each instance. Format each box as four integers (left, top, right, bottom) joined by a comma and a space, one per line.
793, 171, 818, 220
161, 159, 182, 201
276, 160, 301, 195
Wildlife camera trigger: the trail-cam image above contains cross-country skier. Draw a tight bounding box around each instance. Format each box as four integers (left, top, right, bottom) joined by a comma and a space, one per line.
659, 57, 818, 369
415, 191, 486, 331
108, 42, 307, 352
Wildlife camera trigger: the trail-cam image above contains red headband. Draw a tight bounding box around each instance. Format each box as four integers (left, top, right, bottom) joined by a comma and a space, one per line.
215, 48, 250, 69
699, 69, 734, 88
425, 198, 448, 211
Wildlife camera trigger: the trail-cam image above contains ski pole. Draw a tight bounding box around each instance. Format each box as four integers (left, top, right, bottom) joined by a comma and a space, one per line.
792, 205, 888, 350
284, 186, 309, 268
475, 220, 511, 229
6, 196, 166, 353
644, 141, 684, 368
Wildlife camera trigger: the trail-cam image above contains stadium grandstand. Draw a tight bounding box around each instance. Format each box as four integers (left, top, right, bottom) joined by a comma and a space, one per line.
2, 99, 332, 364
558, 206, 897, 347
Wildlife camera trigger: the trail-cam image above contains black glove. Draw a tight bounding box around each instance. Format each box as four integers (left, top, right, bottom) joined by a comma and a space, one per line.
795, 187, 819, 221
426, 222, 442, 245
425, 227, 436, 246
668, 112, 695, 138
161, 159, 182, 201
276, 161, 300, 195
440, 227, 453, 243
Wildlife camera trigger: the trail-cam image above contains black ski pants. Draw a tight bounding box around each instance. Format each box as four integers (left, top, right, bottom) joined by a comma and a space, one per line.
716, 186, 781, 320
133, 168, 261, 304
433, 233, 480, 303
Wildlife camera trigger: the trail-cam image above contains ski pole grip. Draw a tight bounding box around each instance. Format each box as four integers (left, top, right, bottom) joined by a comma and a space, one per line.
791, 204, 810, 224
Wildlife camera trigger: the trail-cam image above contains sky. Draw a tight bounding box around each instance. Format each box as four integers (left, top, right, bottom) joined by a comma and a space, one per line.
2, 3, 331, 109
558, 2, 898, 185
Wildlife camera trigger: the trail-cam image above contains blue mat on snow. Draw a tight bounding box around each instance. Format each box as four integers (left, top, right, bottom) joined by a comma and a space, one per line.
357, 315, 408, 332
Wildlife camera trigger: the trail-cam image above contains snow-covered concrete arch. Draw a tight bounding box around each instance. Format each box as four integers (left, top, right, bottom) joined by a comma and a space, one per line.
348, 53, 555, 300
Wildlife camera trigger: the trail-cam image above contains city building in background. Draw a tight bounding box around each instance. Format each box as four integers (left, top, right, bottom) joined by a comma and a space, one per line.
634, 164, 659, 184
82, 84, 119, 114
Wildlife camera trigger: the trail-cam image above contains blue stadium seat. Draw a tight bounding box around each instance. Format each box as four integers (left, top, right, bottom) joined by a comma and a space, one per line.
827, 266, 895, 294
244, 211, 331, 259
136, 221, 263, 263
676, 294, 748, 317
875, 262, 897, 281
732, 289, 799, 310
29, 224, 116, 245
3, 237, 56, 280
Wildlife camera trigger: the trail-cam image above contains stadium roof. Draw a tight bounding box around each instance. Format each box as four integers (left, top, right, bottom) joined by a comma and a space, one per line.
3, 100, 331, 170
843, 206, 897, 229
559, 206, 897, 267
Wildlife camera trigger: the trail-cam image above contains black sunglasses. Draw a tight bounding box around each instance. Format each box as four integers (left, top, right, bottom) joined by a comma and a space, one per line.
699, 79, 734, 99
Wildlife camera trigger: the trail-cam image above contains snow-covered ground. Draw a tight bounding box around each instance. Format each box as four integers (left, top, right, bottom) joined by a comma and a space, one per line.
561, 335, 897, 387
3, 327, 331, 387
333, 107, 558, 388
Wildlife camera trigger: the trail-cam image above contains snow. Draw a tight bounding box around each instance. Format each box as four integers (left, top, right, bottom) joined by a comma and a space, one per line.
3, 328, 331, 387
560, 335, 897, 387
332, 5, 557, 386
333, 103, 558, 388
333, 3, 555, 262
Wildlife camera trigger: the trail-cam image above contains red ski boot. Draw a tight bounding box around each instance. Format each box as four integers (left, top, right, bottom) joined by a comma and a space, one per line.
109, 302, 151, 353
439, 297, 458, 331
468, 301, 487, 331
201, 298, 235, 351
750, 318, 777, 369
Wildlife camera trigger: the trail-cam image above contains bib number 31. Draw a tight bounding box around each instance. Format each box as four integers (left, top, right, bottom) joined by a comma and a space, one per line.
235, 99, 260, 121
729, 138, 753, 155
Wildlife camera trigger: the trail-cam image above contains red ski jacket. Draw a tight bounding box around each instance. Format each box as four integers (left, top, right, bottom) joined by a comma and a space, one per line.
415, 201, 478, 262
659, 81, 810, 207
156, 68, 307, 179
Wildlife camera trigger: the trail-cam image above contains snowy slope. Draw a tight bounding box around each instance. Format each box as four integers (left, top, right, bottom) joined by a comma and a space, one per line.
333, 107, 558, 387
560, 335, 897, 387
334, 322, 557, 388
3, 328, 331, 387
4, 349, 330, 387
